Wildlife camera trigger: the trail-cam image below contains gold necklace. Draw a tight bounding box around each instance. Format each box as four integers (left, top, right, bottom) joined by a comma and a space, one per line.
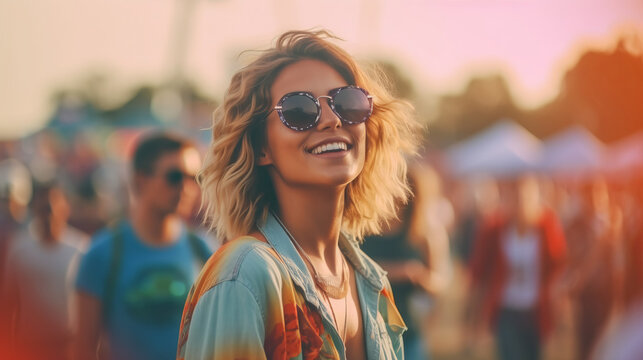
274, 213, 349, 299
273, 213, 349, 341
311, 257, 349, 299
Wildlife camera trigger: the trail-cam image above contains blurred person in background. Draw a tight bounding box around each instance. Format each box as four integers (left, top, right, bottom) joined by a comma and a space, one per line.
0, 157, 32, 352
621, 176, 643, 310
453, 176, 501, 265
417, 166, 455, 235
1, 181, 87, 360
468, 174, 567, 360
562, 178, 623, 360
0, 159, 32, 278
62, 131, 106, 235
362, 165, 452, 359
73, 132, 212, 360
592, 176, 643, 360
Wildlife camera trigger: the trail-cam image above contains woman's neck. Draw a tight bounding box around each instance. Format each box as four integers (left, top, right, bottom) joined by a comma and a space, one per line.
274, 185, 346, 272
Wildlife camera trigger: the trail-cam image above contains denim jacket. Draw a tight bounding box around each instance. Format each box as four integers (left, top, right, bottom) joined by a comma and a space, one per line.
177, 213, 406, 359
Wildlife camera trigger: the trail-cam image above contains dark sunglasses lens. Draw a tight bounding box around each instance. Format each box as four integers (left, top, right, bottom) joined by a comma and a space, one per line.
280, 95, 318, 130
333, 88, 371, 124
165, 170, 184, 185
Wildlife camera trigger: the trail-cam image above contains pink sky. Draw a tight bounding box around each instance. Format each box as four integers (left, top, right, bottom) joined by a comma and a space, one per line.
1, 0, 642, 139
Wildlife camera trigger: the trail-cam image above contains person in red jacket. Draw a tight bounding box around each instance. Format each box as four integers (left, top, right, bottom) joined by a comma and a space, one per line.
468, 174, 567, 360
563, 179, 623, 360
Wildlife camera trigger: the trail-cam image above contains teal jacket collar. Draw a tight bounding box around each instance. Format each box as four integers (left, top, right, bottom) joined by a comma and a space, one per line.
258, 212, 387, 297
258, 212, 405, 360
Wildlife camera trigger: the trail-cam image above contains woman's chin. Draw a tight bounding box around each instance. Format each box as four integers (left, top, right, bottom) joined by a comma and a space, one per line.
308, 171, 361, 188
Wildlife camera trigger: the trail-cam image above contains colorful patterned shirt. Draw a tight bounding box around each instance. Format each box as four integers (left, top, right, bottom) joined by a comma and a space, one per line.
177, 213, 406, 359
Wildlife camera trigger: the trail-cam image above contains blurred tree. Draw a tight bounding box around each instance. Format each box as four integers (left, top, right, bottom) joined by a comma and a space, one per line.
47, 90, 99, 135
370, 59, 416, 100
430, 33, 643, 147
524, 33, 643, 143
428, 74, 521, 147
101, 86, 162, 127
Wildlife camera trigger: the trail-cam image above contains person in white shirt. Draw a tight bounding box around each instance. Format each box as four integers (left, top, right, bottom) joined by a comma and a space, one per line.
1, 181, 87, 360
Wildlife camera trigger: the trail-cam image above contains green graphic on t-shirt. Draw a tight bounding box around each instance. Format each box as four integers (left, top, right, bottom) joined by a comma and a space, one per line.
124, 265, 190, 325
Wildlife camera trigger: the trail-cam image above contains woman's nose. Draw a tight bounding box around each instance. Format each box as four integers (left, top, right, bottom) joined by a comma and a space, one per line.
316, 97, 342, 130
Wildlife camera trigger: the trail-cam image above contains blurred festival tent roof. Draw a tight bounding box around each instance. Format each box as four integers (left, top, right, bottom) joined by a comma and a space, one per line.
101, 87, 163, 128
538, 125, 605, 177
41, 83, 215, 151
47, 91, 101, 137
445, 120, 542, 178
604, 130, 643, 177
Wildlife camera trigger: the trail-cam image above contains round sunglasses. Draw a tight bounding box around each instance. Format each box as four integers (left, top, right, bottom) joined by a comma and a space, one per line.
267, 85, 373, 131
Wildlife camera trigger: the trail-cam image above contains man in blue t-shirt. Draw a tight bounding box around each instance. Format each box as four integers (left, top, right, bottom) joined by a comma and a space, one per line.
74, 133, 212, 360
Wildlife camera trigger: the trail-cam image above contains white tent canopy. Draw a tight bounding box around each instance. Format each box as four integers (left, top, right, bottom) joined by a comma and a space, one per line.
446, 120, 542, 177
538, 125, 605, 176
604, 131, 643, 175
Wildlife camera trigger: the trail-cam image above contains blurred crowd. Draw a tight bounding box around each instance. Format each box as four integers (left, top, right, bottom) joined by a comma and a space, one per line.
363, 160, 643, 359
0, 129, 217, 360
454, 173, 643, 360
0, 123, 642, 360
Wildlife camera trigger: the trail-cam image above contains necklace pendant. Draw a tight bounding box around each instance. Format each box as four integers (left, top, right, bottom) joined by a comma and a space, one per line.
315, 275, 349, 299
314, 256, 350, 299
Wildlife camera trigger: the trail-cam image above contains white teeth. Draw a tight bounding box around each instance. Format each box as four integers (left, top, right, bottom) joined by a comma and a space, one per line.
311, 142, 348, 155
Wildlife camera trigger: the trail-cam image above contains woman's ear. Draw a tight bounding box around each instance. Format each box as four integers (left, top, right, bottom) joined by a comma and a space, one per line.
250, 121, 271, 166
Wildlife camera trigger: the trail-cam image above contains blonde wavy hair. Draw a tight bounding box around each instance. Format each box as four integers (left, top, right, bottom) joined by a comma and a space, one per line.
200, 30, 422, 241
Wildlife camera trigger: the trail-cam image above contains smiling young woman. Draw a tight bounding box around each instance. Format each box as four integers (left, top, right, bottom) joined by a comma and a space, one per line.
176, 30, 421, 360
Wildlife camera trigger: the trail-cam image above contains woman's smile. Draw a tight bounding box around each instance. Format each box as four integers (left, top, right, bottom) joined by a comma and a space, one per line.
260, 58, 366, 187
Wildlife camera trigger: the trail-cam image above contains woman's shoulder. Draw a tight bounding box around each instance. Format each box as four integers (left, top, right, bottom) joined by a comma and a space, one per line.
196, 235, 289, 292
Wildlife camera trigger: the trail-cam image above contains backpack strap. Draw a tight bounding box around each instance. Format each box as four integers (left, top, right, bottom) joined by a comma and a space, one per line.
102, 224, 207, 321
102, 222, 125, 321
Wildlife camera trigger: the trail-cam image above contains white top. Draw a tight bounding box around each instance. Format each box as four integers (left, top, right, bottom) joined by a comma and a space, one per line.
501, 226, 541, 310
3, 224, 87, 344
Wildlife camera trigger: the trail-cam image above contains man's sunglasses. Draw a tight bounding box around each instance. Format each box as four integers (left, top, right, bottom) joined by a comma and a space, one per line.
164, 169, 196, 186
266, 85, 373, 131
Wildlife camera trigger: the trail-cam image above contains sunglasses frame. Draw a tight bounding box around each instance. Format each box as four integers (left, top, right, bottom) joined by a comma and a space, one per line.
164, 169, 196, 186
269, 85, 373, 131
